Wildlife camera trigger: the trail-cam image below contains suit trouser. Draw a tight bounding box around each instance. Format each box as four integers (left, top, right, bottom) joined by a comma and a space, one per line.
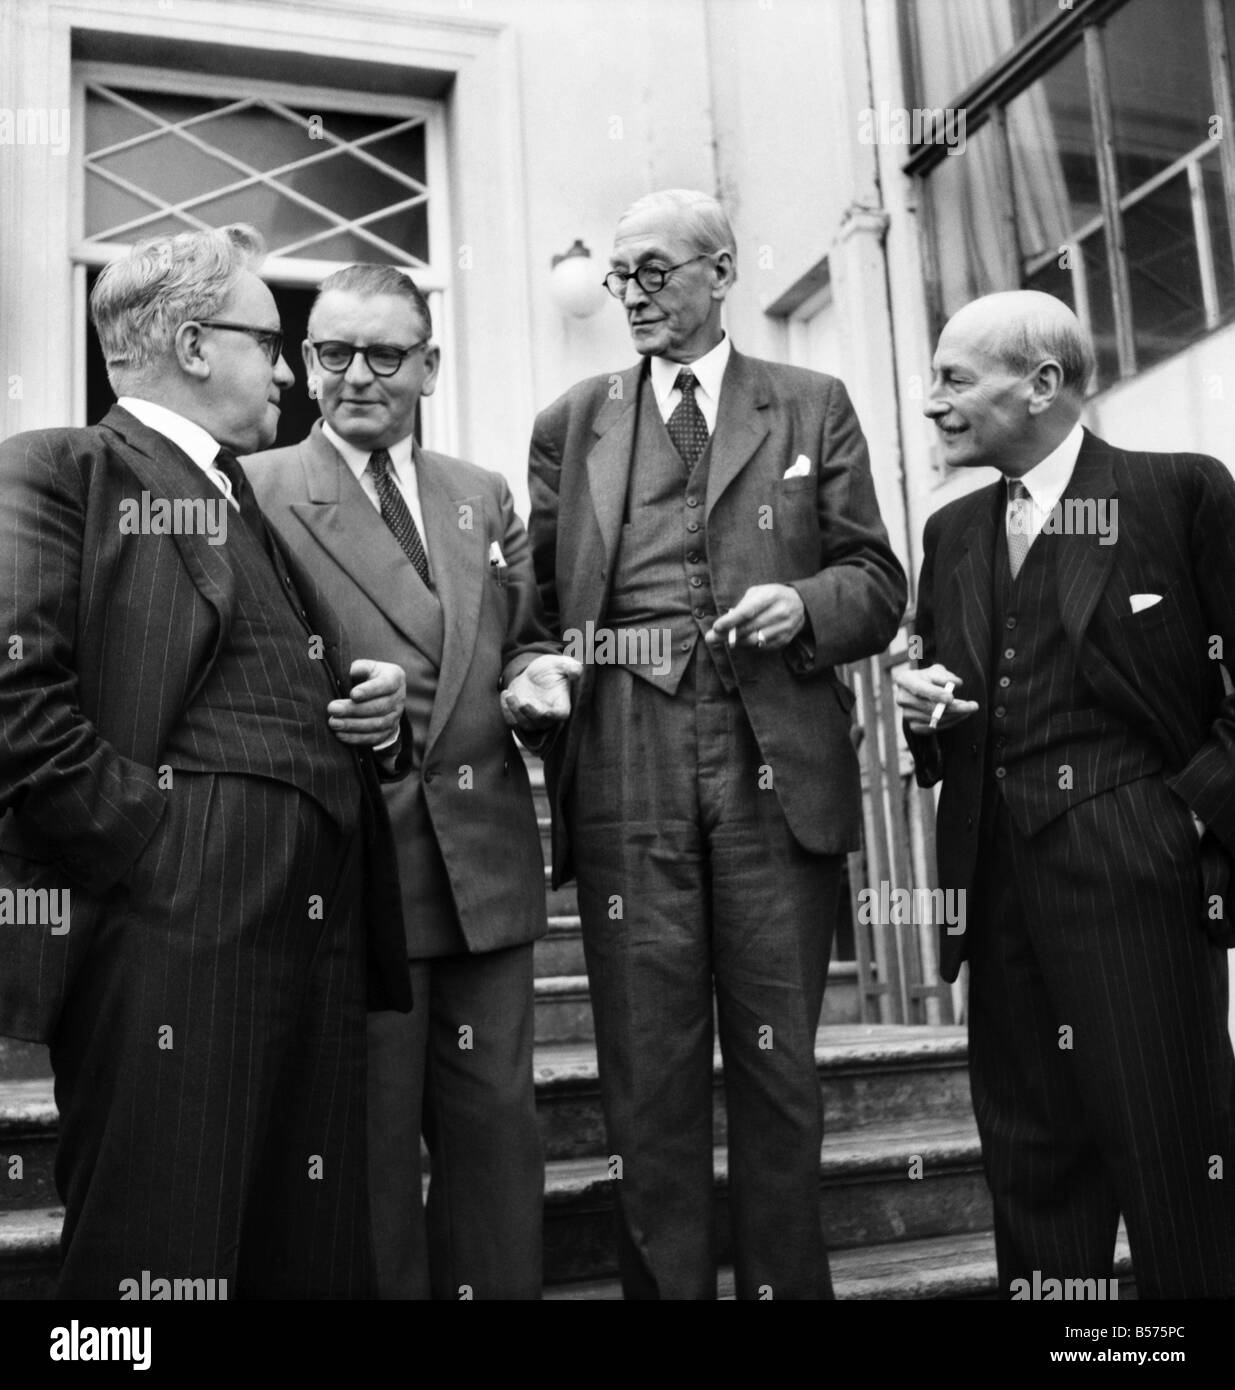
366, 943, 543, 1299
51, 772, 373, 1299
969, 779, 1235, 1297
569, 649, 843, 1300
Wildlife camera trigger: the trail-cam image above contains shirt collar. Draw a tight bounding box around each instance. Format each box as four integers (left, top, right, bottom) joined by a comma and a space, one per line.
1008, 421, 1085, 513
321, 419, 415, 483
117, 397, 224, 470
650, 333, 732, 410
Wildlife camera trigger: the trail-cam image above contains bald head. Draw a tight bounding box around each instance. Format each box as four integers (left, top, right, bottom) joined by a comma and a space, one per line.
927, 291, 1092, 475
942, 291, 1094, 399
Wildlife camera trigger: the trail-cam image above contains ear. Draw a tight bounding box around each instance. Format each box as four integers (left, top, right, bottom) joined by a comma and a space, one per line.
173, 321, 210, 380
710, 249, 736, 300
418, 343, 441, 399
301, 338, 316, 377
1026, 359, 1064, 416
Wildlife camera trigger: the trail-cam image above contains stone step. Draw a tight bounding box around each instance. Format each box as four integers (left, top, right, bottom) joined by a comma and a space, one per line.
0, 1081, 58, 1212
542, 868, 577, 920
0, 1039, 52, 1083
0, 1207, 60, 1299
534, 957, 864, 1043
541, 1114, 991, 1285
533, 1027, 973, 1159
544, 1228, 1136, 1300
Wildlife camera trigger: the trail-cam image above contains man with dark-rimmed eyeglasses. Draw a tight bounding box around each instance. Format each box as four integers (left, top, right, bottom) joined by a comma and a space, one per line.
246, 263, 574, 1300
0, 223, 413, 1297
528, 188, 906, 1300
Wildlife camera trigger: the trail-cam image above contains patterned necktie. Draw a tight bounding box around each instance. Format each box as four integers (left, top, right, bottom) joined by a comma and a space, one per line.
666, 369, 709, 469
368, 448, 433, 590
1006, 478, 1032, 579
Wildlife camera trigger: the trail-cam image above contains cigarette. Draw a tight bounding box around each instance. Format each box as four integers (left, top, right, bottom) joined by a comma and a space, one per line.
929, 681, 955, 730
728, 626, 737, 648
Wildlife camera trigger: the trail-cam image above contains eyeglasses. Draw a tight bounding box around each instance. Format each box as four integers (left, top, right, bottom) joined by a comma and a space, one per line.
194, 320, 284, 365
602, 253, 712, 299
309, 338, 429, 378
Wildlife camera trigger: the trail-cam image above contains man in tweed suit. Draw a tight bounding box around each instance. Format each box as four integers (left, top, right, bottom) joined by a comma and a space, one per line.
0, 225, 411, 1298
247, 265, 573, 1299
528, 189, 906, 1299
894, 290, 1235, 1297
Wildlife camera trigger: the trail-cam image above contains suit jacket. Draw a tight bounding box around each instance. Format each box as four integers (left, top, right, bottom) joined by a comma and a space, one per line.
244, 422, 558, 956
528, 347, 907, 885
0, 405, 412, 1042
908, 429, 1235, 979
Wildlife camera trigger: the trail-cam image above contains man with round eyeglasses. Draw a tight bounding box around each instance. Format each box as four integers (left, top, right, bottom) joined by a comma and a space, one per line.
246, 263, 575, 1299
528, 188, 906, 1299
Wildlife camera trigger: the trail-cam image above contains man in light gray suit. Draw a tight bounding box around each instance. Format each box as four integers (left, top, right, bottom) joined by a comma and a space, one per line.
246, 264, 577, 1299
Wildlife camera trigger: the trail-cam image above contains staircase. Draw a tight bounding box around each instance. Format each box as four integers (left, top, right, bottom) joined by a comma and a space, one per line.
0, 760, 1132, 1298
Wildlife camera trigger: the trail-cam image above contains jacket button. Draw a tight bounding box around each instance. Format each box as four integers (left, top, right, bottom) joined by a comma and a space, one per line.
423, 770, 435, 784
994, 766, 1007, 779
966, 816, 974, 830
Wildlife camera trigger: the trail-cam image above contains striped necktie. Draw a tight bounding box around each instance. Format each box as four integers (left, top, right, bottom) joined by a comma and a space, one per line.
368, 448, 433, 590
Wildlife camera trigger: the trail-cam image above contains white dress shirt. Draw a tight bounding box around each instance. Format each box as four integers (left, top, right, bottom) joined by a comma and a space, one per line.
117, 396, 239, 510
322, 420, 430, 564
650, 333, 732, 434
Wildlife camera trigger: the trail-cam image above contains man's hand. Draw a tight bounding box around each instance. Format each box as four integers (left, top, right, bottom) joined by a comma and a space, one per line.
500, 654, 583, 730
704, 584, 805, 651
327, 659, 406, 746
892, 662, 980, 733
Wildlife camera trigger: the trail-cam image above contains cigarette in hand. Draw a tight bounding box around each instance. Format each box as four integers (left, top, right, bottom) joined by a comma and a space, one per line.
929, 681, 955, 730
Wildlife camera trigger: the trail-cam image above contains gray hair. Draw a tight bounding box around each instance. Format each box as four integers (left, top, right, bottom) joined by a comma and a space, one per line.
90, 224, 266, 390
309, 263, 432, 337
999, 311, 1094, 397
618, 188, 737, 264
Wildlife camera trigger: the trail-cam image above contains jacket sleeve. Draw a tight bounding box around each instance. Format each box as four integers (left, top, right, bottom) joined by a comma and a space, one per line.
785, 377, 907, 676
0, 431, 165, 893
1164, 454, 1235, 854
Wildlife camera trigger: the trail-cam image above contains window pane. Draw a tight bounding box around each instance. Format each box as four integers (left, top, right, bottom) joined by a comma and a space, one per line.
1104, 0, 1215, 196
1123, 172, 1205, 369
911, 0, 1061, 111
1006, 43, 1115, 386
929, 122, 1007, 316
1203, 150, 1235, 322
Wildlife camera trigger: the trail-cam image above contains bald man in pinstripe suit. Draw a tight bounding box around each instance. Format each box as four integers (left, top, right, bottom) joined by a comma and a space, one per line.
0, 225, 411, 1298
895, 291, 1235, 1298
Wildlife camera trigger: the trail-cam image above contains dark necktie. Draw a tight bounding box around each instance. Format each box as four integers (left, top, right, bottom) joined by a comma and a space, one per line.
367, 448, 433, 590
214, 447, 274, 552
666, 369, 709, 469
1006, 478, 1032, 579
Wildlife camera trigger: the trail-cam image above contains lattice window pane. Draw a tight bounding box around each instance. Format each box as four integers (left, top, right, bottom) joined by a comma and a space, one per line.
83, 85, 430, 267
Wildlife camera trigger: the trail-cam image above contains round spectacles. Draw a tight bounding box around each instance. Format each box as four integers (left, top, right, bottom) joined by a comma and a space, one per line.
602, 253, 712, 299
194, 320, 284, 365
310, 338, 429, 378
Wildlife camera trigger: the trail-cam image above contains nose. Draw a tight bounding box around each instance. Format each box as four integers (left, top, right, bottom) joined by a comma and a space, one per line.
345, 351, 375, 385
923, 380, 947, 419
274, 354, 295, 388
622, 276, 649, 309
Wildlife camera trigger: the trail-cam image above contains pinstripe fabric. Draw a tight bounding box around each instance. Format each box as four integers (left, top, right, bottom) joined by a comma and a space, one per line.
907, 430, 1235, 1297
0, 405, 412, 1295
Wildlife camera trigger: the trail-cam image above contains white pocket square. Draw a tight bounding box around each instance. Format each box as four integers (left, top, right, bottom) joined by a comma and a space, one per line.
1129, 593, 1162, 614
488, 541, 507, 568
783, 455, 812, 479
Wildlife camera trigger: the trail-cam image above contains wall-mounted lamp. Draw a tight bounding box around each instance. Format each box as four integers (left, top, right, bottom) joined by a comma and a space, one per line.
550, 239, 608, 319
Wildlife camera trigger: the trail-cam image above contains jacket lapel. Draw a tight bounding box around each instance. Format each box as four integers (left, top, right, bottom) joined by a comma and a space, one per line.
1056, 429, 1119, 651
577, 362, 642, 619
419, 446, 484, 753
707, 349, 770, 516
101, 405, 238, 625
948, 481, 1001, 691
287, 422, 444, 666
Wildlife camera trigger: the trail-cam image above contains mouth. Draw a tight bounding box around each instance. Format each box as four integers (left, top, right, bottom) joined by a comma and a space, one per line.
937, 423, 967, 439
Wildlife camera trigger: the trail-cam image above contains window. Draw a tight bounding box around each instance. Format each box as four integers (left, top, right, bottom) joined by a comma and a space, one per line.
73, 63, 450, 447
906, 0, 1235, 391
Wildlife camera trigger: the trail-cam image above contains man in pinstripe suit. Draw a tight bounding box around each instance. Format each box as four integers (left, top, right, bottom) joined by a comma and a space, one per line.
895, 290, 1235, 1297
0, 225, 412, 1298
